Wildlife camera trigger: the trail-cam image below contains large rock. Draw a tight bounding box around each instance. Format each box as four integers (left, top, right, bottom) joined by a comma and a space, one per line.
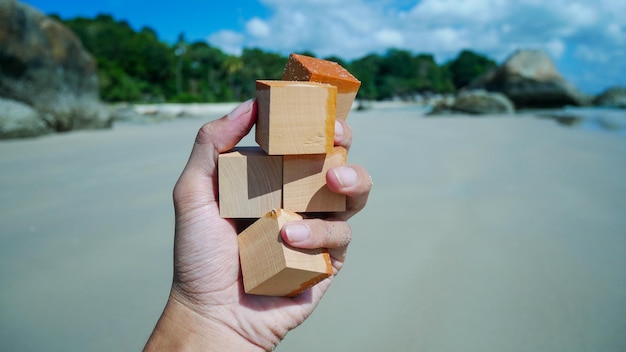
452, 90, 515, 114
0, 0, 111, 138
470, 49, 591, 109
0, 97, 52, 138
594, 86, 626, 108
428, 89, 515, 115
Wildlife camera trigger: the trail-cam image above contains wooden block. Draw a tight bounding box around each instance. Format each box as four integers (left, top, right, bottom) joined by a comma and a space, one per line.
283, 146, 347, 212
218, 147, 282, 218
255, 80, 336, 155
282, 53, 361, 121
238, 209, 333, 297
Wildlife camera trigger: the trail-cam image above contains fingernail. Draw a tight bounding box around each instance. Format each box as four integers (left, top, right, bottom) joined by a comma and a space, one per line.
333, 166, 357, 188
227, 99, 254, 120
334, 120, 344, 140
285, 223, 310, 243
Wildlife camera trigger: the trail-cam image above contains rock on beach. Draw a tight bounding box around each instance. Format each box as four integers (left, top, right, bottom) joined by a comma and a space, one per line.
429, 89, 515, 115
470, 49, 591, 109
0, 0, 111, 139
594, 86, 626, 108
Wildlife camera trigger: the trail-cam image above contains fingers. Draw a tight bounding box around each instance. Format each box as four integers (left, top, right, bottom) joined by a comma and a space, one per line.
173, 99, 257, 203
190, 99, 257, 167
194, 99, 257, 150
326, 164, 372, 219
334, 119, 352, 150
281, 219, 351, 249
281, 218, 352, 267
331, 120, 370, 219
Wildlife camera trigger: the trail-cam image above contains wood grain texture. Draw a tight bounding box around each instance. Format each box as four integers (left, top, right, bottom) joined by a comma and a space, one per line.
218, 147, 282, 218
283, 146, 347, 212
282, 53, 361, 120
238, 209, 332, 297
255, 80, 336, 155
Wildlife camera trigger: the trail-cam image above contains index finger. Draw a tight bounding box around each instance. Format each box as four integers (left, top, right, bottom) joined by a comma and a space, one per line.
334, 119, 353, 150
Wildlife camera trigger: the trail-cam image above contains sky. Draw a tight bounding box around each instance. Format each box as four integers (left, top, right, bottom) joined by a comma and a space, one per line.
24, 0, 626, 94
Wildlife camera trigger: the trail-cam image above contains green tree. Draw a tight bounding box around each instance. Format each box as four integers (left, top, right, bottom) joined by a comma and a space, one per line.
174, 33, 188, 97
350, 53, 384, 100
57, 12, 494, 103
413, 54, 455, 93
448, 49, 497, 90
221, 55, 244, 101
62, 14, 175, 102
184, 41, 229, 102
97, 59, 144, 101
351, 50, 456, 100
380, 49, 419, 98
239, 49, 287, 99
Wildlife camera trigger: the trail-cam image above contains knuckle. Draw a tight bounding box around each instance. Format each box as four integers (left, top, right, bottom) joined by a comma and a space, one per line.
195, 122, 214, 145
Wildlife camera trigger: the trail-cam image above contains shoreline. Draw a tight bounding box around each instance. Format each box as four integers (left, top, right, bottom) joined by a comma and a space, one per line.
110, 100, 626, 137
1, 101, 623, 144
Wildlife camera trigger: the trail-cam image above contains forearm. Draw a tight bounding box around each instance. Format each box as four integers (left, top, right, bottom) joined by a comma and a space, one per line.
144, 296, 264, 352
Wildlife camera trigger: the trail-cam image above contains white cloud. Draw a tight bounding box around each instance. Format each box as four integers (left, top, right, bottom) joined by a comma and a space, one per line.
546, 39, 566, 59
238, 0, 388, 58
562, 3, 598, 27
605, 23, 626, 44
207, 30, 244, 56
408, 0, 508, 24
206, 0, 626, 93
375, 29, 404, 47
246, 18, 270, 38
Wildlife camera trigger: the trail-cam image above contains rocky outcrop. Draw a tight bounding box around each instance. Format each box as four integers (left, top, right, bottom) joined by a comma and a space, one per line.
0, 97, 52, 138
452, 90, 515, 114
469, 49, 591, 109
594, 86, 626, 108
0, 0, 111, 138
429, 90, 515, 115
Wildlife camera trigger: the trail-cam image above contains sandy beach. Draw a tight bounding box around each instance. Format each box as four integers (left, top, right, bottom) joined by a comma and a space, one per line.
1, 106, 625, 351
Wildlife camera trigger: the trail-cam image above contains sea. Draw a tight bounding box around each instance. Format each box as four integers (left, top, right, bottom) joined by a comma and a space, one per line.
389, 103, 626, 137
527, 106, 626, 136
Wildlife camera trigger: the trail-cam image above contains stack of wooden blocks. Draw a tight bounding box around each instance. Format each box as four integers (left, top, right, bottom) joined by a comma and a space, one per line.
218, 53, 361, 297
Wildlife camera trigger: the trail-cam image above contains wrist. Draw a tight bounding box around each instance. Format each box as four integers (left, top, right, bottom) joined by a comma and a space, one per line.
144, 294, 264, 352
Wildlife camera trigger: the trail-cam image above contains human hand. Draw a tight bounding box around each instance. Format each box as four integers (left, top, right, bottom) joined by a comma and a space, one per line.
144, 99, 372, 351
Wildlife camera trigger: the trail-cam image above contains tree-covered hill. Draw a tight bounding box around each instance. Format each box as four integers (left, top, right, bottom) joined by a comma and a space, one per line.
53, 14, 496, 103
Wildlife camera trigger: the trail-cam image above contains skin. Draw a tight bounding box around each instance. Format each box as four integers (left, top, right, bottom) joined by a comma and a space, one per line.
144, 99, 372, 351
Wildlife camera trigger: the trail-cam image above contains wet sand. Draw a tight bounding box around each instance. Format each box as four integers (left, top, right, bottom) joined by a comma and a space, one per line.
1, 107, 625, 351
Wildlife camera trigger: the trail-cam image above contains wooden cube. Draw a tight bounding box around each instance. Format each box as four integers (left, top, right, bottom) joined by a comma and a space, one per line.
238, 209, 333, 296
282, 53, 361, 121
218, 147, 282, 218
283, 146, 347, 212
255, 80, 336, 155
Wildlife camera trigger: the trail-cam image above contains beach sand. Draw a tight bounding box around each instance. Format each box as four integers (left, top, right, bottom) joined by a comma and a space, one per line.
1, 106, 625, 351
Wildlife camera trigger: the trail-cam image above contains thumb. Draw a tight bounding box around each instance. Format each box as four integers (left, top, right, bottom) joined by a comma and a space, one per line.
174, 99, 257, 203
194, 98, 257, 152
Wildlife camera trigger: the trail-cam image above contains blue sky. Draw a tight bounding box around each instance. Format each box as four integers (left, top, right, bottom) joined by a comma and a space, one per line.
24, 0, 626, 94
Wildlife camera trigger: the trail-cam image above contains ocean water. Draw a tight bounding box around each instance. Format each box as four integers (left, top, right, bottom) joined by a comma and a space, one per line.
391, 102, 626, 136
530, 107, 626, 136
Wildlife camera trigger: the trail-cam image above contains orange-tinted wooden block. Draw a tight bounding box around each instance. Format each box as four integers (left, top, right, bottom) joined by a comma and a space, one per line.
218, 147, 282, 218
282, 53, 361, 121
283, 146, 347, 212
255, 80, 336, 156
238, 209, 333, 297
